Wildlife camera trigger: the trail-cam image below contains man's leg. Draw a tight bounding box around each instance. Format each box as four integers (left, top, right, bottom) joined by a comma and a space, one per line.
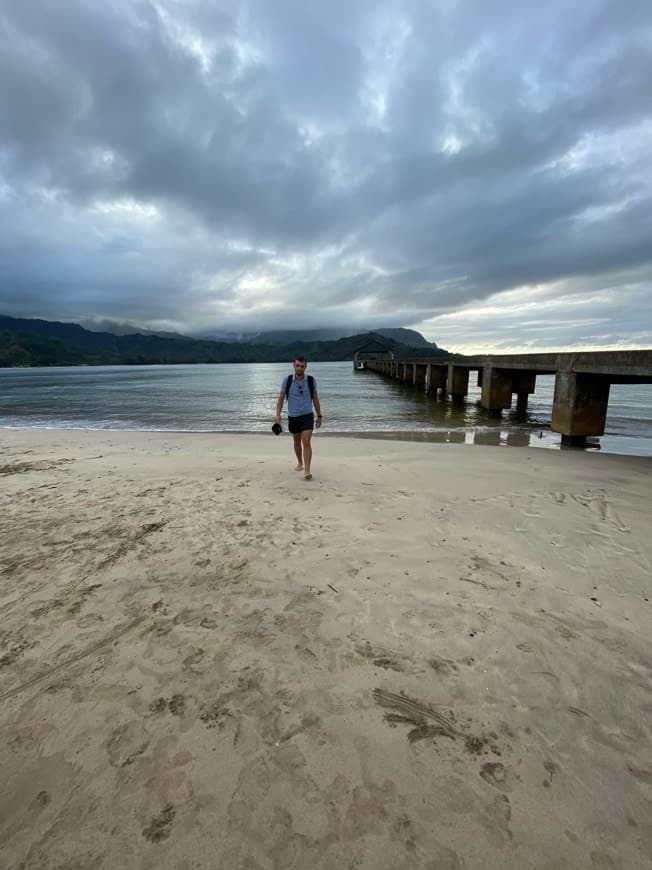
293, 433, 303, 470
301, 430, 313, 479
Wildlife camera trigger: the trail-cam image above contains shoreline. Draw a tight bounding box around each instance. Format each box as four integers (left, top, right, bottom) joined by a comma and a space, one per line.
1, 428, 651, 868
2, 423, 651, 457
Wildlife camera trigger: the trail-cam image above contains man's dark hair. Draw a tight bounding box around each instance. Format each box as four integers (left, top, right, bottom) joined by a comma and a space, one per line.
294, 356, 308, 363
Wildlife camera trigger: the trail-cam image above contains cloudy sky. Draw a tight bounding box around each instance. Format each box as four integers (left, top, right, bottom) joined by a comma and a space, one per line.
1, 0, 651, 352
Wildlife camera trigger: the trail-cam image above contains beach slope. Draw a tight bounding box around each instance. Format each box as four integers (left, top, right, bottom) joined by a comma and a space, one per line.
1, 429, 651, 869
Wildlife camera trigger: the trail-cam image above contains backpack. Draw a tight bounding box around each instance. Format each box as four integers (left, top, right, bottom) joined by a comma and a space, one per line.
285, 374, 315, 398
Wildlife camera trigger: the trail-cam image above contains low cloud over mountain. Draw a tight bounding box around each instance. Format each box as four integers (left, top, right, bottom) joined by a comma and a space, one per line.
1, 1, 651, 352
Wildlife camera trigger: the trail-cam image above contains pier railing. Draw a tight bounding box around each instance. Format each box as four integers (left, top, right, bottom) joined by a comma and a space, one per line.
363, 350, 652, 446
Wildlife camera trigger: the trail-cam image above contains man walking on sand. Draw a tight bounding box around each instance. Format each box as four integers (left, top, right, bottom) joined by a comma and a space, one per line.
275, 357, 322, 480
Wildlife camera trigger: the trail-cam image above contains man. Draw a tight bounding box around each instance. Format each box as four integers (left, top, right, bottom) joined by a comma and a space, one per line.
274, 356, 322, 480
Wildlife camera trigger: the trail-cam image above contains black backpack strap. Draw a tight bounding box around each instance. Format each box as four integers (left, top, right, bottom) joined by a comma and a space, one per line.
286, 374, 314, 398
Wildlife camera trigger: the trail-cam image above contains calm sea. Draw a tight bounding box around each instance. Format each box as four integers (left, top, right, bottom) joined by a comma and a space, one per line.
1, 362, 651, 456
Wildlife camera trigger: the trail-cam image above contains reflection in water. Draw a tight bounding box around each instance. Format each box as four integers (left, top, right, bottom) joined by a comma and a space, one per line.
506, 431, 533, 448
331, 428, 558, 449
474, 430, 502, 447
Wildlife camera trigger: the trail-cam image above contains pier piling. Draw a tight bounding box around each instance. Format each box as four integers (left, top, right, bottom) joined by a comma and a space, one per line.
552, 372, 611, 445
363, 350, 652, 445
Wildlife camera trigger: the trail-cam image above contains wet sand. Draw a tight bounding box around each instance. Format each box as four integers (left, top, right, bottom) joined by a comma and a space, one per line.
1, 428, 651, 869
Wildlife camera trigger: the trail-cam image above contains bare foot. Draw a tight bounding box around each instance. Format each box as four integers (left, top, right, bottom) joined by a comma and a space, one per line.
295, 464, 304, 471
304, 473, 313, 481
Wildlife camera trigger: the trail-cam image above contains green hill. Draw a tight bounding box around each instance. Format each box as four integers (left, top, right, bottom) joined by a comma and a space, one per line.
0, 315, 448, 367
217, 326, 438, 348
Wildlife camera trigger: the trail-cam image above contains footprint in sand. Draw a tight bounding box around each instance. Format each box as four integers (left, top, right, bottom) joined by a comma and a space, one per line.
480, 761, 511, 791
107, 721, 150, 768
542, 760, 560, 787
150, 695, 187, 716
200, 617, 217, 629
30, 790, 51, 811
183, 647, 204, 668
142, 804, 176, 842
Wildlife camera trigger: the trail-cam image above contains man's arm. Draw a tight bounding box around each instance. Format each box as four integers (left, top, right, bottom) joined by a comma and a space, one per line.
313, 390, 322, 428
275, 391, 285, 423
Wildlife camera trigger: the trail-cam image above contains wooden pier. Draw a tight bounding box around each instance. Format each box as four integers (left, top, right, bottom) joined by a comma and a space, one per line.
362, 350, 652, 446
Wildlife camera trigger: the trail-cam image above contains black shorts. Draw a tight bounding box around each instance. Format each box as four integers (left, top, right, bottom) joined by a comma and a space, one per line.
288, 413, 314, 434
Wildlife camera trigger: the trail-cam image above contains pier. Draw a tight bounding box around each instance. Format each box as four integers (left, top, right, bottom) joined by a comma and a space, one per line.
362, 350, 652, 446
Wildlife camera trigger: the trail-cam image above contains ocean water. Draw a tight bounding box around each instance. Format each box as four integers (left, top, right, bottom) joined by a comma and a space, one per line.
1, 361, 651, 456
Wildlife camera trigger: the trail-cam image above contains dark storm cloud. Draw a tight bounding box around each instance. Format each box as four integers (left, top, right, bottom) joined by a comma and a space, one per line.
0, 0, 650, 350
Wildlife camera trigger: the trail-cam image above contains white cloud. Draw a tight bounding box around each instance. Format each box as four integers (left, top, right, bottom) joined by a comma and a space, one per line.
0, 0, 651, 351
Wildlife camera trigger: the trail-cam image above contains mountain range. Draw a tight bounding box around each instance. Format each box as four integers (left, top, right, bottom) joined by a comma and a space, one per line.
0, 315, 447, 367
79, 319, 437, 349
195, 327, 437, 348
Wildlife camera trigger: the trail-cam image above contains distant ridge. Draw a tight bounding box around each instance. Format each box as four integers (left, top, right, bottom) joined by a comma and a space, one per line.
198, 326, 438, 348
375, 328, 436, 349
0, 314, 448, 367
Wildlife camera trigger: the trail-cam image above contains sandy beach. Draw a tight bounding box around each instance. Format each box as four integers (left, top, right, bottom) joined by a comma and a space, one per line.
1, 428, 651, 869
